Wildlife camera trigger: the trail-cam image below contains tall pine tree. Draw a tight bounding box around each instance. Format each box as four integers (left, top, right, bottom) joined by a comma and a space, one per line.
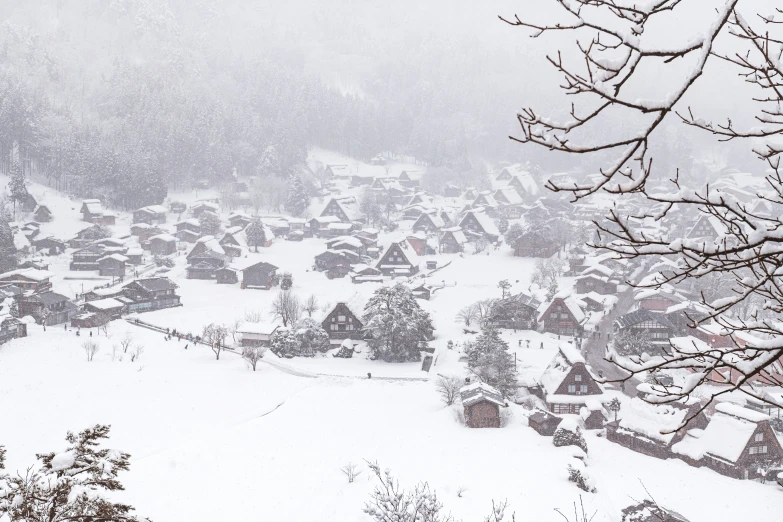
245, 219, 267, 252
285, 175, 309, 217
362, 283, 434, 362
466, 325, 518, 398
8, 159, 27, 219
0, 207, 18, 273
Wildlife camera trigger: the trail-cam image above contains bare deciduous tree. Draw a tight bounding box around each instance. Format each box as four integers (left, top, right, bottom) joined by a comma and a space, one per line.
340, 462, 362, 484
304, 294, 319, 318
203, 323, 229, 360
435, 375, 463, 406
242, 345, 266, 371
119, 332, 134, 354
244, 309, 264, 323
505, 1, 783, 424
130, 344, 144, 362
82, 341, 99, 362
456, 303, 479, 327
271, 290, 302, 327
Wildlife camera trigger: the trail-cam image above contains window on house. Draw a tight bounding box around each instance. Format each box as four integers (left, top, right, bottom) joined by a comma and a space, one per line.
754, 432, 764, 442
560, 313, 568, 319
567, 385, 576, 393
338, 315, 346, 322
579, 385, 588, 393
574, 375, 582, 382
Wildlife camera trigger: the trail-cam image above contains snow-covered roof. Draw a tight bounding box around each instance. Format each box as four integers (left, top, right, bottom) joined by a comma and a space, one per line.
494, 187, 523, 206
461, 210, 500, 237
98, 254, 129, 263
0, 267, 54, 282
673, 405, 764, 463
86, 297, 125, 310
236, 321, 279, 335
82, 199, 103, 214
150, 234, 177, 243
460, 381, 505, 407
13, 231, 30, 251
617, 398, 690, 444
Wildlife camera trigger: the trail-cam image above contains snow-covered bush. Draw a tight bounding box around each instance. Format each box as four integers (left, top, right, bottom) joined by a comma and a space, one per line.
270, 328, 299, 357
553, 419, 588, 454
567, 460, 596, 493
294, 318, 330, 355
0, 425, 147, 521
242, 345, 267, 371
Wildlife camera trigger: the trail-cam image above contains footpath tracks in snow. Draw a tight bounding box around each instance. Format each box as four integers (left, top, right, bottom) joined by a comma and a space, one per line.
124, 317, 429, 382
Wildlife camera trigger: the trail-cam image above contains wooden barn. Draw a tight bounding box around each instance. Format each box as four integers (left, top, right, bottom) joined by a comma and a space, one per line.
375, 241, 420, 277
439, 227, 468, 254
241, 261, 279, 289
460, 382, 505, 428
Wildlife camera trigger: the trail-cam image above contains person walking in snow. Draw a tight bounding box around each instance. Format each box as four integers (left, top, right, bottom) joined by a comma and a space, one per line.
184, 344, 188, 350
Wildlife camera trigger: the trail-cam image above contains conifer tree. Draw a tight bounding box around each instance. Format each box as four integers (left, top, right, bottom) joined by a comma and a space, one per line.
8, 159, 27, 219
466, 325, 518, 398
0, 207, 18, 273
285, 175, 309, 217
245, 219, 267, 252
0, 425, 147, 522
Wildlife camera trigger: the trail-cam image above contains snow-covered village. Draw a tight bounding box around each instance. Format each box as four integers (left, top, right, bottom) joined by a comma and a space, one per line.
2, 1, 783, 522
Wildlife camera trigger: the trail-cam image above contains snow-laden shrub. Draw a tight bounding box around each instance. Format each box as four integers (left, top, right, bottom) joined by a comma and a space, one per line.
567, 460, 596, 493
553, 419, 588, 454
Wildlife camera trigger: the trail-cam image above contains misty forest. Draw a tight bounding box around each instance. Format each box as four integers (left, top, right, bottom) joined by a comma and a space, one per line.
2, 1, 783, 521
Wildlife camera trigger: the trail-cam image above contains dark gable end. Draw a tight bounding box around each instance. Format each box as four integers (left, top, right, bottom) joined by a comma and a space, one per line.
322, 200, 349, 222
553, 362, 603, 396
738, 420, 783, 465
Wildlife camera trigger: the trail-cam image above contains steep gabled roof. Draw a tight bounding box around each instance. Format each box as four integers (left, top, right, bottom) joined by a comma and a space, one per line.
460, 382, 505, 407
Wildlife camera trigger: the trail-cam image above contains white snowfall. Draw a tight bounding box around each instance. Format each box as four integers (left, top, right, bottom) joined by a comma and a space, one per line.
0, 151, 780, 522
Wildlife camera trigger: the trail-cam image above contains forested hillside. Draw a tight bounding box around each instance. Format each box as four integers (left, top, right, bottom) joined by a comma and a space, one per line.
0, 0, 545, 209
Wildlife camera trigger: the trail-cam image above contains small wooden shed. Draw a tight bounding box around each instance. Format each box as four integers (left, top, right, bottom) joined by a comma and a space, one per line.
528, 410, 563, 436
460, 382, 505, 428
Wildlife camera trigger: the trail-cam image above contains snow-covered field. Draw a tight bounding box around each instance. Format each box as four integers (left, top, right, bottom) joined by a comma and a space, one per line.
1, 167, 782, 521
1, 323, 781, 522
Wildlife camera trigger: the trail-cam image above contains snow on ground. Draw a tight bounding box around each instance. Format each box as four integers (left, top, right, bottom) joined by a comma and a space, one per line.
1, 325, 781, 522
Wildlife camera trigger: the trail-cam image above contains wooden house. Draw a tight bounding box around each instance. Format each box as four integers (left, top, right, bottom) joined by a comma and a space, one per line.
69, 245, 103, 271
614, 309, 675, 351
216, 267, 239, 285
228, 211, 253, 229
398, 170, 421, 189
488, 292, 541, 330
33, 205, 52, 222
493, 187, 523, 207
315, 250, 356, 279
219, 226, 250, 257
635, 286, 686, 311
412, 211, 445, 233
325, 236, 365, 256
375, 241, 420, 277
0, 316, 27, 345
18, 291, 79, 326
83, 297, 126, 319
513, 231, 559, 258
411, 283, 434, 300
459, 210, 500, 242
124, 248, 143, 265
687, 215, 725, 240
190, 201, 219, 218
672, 403, 783, 480
406, 232, 429, 257
80, 199, 104, 222
175, 218, 202, 239
574, 272, 617, 295
538, 346, 606, 414
0, 268, 53, 293
170, 201, 187, 214
241, 261, 279, 289
130, 223, 162, 242
528, 410, 563, 436
538, 295, 586, 337
121, 278, 181, 313
350, 264, 383, 284
322, 298, 366, 341
606, 398, 707, 459
186, 251, 226, 280
320, 197, 363, 223
507, 174, 539, 200
149, 234, 177, 256
236, 322, 279, 347
460, 382, 505, 428
308, 216, 342, 237
19, 193, 37, 213
32, 236, 66, 255
439, 227, 468, 254
98, 254, 127, 278
133, 205, 167, 225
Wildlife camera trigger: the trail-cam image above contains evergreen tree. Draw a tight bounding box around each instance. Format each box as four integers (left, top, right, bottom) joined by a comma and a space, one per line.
362, 283, 435, 362
0, 208, 18, 274
504, 222, 524, 248
496, 216, 509, 235
546, 279, 559, 301
553, 424, 588, 454
466, 325, 518, 398
245, 219, 267, 252
295, 318, 330, 356
280, 272, 293, 290
198, 210, 221, 237
8, 159, 27, 219
285, 175, 309, 216
0, 425, 146, 522
270, 327, 299, 357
